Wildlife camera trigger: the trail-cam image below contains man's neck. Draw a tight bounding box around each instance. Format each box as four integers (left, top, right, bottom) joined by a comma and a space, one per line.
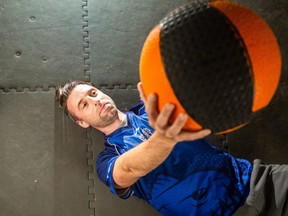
97, 111, 127, 135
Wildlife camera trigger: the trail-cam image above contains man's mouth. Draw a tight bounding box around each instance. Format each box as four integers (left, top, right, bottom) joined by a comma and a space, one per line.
100, 102, 111, 114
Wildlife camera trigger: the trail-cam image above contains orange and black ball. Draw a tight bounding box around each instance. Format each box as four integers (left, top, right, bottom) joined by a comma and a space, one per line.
139, 1, 281, 134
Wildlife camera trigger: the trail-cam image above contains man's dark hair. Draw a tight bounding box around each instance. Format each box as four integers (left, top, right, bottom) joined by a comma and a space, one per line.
55, 80, 93, 121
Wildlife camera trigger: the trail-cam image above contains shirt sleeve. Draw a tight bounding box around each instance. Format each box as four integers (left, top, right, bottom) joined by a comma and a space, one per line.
96, 148, 133, 199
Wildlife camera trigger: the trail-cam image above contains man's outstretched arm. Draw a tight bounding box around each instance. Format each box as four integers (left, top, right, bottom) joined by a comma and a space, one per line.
112, 83, 211, 189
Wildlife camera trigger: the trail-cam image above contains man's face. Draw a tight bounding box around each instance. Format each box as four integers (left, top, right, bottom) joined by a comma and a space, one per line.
66, 84, 118, 129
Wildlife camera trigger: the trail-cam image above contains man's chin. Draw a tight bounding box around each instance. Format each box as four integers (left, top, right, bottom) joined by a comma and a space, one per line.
99, 113, 118, 126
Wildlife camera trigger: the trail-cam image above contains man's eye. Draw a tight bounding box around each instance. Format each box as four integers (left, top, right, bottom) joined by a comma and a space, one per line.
91, 90, 97, 96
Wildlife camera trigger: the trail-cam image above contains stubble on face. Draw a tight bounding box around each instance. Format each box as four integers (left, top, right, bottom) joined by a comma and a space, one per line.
94, 102, 118, 128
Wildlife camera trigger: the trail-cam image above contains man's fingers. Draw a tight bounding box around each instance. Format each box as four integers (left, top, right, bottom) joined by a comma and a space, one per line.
164, 113, 188, 138
137, 82, 147, 104
138, 82, 159, 126
154, 104, 175, 134
146, 93, 159, 125
175, 129, 211, 142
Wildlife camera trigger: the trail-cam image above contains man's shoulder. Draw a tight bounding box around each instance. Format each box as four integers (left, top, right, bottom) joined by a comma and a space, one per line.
128, 100, 146, 116
98, 142, 119, 159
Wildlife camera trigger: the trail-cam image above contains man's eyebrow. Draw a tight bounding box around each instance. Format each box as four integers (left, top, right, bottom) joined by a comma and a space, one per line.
77, 88, 95, 110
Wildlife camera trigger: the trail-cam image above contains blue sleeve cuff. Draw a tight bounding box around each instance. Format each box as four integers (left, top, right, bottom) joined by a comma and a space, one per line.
106, 157, 134, 199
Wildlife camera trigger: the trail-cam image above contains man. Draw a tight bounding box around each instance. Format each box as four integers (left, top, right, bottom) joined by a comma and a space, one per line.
55, 80, 288, 216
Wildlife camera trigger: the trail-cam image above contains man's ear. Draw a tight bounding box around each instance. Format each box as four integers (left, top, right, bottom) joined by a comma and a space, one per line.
76, 120, 90, 128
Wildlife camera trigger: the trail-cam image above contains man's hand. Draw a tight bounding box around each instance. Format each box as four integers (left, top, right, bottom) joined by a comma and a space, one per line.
137, 82, 211, 142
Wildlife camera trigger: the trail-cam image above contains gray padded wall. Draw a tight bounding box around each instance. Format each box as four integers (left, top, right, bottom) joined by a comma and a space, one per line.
0, 0, 287, 215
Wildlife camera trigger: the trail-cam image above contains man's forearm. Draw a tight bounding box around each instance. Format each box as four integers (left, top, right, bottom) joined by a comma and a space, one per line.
113, 132, 177, 189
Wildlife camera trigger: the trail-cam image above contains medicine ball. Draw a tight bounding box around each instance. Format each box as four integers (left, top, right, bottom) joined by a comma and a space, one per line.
139, 0, 281, 134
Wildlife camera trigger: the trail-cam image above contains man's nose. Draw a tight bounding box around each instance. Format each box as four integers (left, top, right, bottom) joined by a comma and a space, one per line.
88, 97, 100, 106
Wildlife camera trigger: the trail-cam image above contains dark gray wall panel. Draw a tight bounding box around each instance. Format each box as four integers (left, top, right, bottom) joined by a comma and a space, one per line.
0, 0, 81, 31
0, 90, 92, 216
89, 0, 191, 87
0, 0, 87, 90
0, 28, 84, 90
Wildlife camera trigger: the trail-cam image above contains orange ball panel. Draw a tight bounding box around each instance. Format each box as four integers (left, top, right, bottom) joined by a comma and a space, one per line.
210, 1, 282, 112
139, 25, 202, 131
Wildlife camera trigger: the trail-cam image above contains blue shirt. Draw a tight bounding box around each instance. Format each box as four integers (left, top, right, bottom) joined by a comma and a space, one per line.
97, 101, 252, 215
